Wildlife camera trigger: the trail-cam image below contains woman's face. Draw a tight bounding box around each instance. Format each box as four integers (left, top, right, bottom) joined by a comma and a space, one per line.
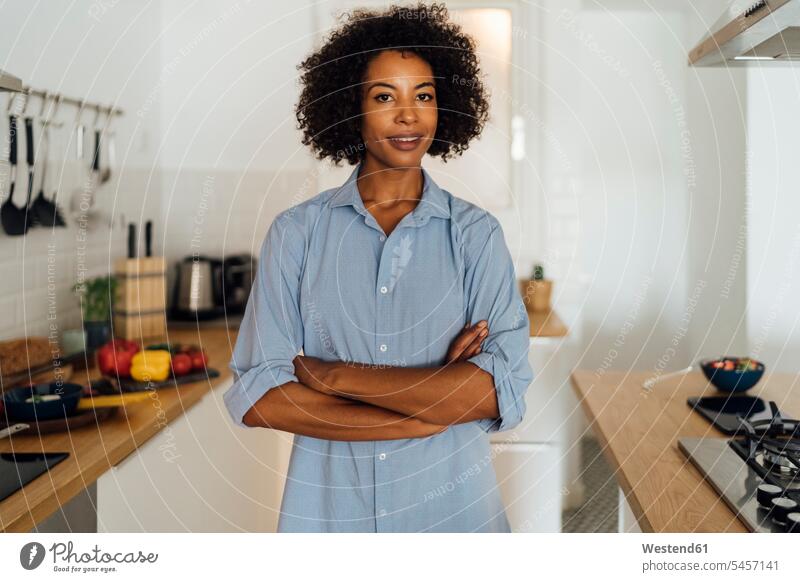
359, 50, 438, 168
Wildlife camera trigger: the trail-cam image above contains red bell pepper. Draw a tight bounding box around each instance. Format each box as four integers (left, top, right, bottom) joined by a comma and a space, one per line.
97, 339, 140, 377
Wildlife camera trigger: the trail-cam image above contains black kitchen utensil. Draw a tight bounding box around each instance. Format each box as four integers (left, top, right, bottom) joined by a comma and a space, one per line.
686, 395, 797, 435
145, 220, 152, 257
2, 382, 83, 422
0, 115, 27, 236
22, 117, 37, 230
29, 118, 66, 228
91, 129, 100, 175
127, 222, 136, 258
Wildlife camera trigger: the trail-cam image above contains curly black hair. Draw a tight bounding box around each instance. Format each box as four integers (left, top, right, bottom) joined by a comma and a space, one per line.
294, 2, 490, 165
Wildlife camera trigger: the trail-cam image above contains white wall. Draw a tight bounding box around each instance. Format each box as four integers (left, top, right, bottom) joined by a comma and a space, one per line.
683, 1, 749, 363
537, 0, 749, 376
0, 0, 759, 371
746, 67, 800, 373
0, 1, 163, 338
156, 1, 317, 278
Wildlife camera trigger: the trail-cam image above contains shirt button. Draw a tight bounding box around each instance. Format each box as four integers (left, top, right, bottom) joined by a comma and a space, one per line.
380, 286, 388, 294
378, 453, 386, 460
379, 235, 385, 241
379, 344, 387, 352
378, 509, 387, 517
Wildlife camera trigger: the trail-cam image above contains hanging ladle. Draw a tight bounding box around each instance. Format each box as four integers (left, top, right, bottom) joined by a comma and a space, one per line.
30, 93, 66, 227
1, 92, 29, 235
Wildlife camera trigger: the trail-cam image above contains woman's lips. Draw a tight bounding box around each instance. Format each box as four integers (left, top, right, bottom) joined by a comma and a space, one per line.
386, 135, 423, 151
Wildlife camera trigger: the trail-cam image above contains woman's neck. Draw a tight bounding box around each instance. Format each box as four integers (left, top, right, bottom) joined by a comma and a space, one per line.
357, 156, 424, 207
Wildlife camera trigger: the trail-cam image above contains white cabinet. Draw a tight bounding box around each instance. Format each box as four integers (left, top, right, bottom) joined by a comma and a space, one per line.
618, 487, 642, 532
493, 442, 562, 532
97, 378, 289, 532
490, 331, 585, 531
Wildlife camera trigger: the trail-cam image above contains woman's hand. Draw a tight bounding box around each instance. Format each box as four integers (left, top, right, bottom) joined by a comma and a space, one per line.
293, 354, 338, 395
445, 320, 489, 364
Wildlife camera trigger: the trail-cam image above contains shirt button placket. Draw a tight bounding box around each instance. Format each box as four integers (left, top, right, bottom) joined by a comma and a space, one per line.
375, 236, 392, 532
375, 450, 389, 530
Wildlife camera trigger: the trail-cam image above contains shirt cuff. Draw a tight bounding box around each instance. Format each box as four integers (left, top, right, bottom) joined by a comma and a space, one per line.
223, 363, 298, 428
467, 350, 521, 433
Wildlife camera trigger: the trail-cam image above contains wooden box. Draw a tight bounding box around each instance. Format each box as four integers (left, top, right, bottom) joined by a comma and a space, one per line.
113, 257, 167, 340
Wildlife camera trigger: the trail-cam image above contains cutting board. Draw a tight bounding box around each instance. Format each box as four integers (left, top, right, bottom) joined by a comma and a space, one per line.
106, 367, 221, 393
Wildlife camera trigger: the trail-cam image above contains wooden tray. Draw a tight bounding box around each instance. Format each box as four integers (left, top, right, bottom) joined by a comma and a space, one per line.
0, 350, 88, 394
106, 368, 220, 393
0, 406, 117, 434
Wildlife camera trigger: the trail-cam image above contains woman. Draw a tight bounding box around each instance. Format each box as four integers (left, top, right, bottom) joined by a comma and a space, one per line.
223, 2, 532, 533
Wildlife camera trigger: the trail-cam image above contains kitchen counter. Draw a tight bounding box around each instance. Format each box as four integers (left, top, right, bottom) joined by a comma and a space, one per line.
570, 369, 800, 532
176, 309, 567, 339
0, 326, 238, 533
529, 309, 568, 338
1, 308, 568, 533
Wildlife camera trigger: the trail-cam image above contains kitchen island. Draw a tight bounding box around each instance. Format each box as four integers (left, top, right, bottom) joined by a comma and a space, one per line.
570, 369, 800, 532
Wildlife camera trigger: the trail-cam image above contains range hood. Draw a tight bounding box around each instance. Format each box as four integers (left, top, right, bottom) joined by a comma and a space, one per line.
0, 69, 22, 92
689, 0, 800, 65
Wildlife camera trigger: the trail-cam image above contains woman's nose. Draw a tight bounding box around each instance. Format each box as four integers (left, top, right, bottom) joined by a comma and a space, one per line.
394, 101, 418, 124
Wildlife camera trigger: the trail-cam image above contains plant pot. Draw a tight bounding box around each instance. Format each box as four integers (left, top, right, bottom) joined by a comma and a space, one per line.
83, 320, 111, 352
519, 279, 552, 312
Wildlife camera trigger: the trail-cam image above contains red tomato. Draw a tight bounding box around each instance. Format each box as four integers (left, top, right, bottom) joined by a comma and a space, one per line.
171, 353, 192, 376
190, 350, 208, 371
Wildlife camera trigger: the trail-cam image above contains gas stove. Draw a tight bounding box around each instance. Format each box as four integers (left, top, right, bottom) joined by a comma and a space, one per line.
679, 400, 800, 533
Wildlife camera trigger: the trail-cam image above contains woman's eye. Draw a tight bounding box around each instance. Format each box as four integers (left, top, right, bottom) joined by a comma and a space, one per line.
374, 93, 434, 103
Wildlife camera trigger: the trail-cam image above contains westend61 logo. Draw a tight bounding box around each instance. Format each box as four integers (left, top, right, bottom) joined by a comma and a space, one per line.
19, 540, 158, 574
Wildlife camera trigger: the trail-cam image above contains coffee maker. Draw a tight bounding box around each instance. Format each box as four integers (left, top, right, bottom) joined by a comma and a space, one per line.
170, 254, 255, 320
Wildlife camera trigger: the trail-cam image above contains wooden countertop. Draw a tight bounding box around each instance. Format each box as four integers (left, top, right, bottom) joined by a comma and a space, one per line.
529, 309, 568, 338
571, 369, 800, 532
0, 326, 238, 533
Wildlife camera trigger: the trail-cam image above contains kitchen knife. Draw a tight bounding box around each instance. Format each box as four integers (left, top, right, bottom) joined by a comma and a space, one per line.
145, 220, 152, 257
127, 222, 136, 259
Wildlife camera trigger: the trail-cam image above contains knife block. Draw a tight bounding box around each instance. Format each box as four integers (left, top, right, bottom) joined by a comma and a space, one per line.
113, 257, 167, 340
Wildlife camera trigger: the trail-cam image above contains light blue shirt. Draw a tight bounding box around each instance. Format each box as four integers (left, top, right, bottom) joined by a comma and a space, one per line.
224, 162, 533, 532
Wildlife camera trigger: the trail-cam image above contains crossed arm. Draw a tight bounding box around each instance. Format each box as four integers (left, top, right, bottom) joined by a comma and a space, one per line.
241, 321, 500, 440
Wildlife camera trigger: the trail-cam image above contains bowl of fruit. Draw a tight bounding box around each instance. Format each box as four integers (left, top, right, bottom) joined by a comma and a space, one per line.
700, 357, 765, 393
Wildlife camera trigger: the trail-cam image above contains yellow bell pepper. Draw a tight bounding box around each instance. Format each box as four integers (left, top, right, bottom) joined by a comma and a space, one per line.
130, 350, 171, 382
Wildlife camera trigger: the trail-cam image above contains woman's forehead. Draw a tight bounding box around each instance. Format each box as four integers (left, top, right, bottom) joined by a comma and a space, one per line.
363, 50, 435, 84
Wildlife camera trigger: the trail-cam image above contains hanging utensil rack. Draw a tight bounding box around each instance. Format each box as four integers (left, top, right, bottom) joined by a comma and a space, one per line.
7, 86, 123, 118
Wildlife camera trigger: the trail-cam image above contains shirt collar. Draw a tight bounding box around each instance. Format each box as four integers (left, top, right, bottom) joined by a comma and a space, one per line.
329, 162, 450, 221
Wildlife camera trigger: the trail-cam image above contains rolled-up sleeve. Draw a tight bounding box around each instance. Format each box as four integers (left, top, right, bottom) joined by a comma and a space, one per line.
463, 217, 533, 433
223, 212, 305, 428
